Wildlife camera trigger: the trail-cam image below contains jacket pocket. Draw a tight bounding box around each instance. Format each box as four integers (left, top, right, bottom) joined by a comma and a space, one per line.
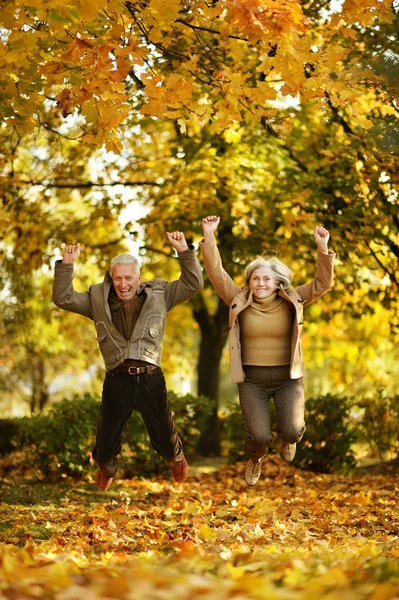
149, 325, 159, 338
139, 314, 164, 360
95, 322, 123, 362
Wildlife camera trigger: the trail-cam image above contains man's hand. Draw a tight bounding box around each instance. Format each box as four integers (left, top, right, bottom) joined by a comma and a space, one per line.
62, 243, 81, 264
314, 226, 330, 254
166, 231, 189, 253
202, 215, 220, 241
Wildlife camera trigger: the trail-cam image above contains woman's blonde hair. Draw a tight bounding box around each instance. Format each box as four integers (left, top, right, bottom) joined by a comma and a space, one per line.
244, 256, 293, 291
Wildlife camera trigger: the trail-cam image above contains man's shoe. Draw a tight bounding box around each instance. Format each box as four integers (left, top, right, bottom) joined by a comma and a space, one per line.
95, 468, 113, 491
171, 455, 188, 483
244, 457, 264, 487
281, 441, 296, 462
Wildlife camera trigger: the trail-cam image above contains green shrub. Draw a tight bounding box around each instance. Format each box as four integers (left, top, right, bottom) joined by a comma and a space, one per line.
358, 391, 399, 460
221, 399, 284, 463
296, 394, 358, 473
220, 393, 359, 473
2, 390, 215, 479
121, 392, 215, 476
0, 418, 30, 456
4, 390, 375, 478
26, 393, 100, 477
220, 401, 246, 463
169, 391, 215, 453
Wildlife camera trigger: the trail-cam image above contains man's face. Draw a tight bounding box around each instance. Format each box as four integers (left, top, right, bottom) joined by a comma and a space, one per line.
249, 267, 277, 300
111, 264, 140, 301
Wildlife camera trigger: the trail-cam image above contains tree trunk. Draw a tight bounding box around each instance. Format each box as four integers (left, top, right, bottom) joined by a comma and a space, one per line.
30, 357, 49, 413
193, 294, 229, 456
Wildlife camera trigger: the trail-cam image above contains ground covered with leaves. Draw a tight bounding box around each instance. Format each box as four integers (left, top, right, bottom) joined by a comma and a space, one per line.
1, 458, 398, 599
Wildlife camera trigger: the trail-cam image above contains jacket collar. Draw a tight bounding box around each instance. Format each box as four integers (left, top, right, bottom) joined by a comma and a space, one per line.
103, 271, 113, 321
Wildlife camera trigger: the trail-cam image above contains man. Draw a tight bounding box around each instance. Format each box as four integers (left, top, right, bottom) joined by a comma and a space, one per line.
52, 231, 203, 491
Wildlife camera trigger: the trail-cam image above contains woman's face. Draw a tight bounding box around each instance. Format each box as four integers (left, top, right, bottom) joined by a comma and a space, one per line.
249, 267, 277, 300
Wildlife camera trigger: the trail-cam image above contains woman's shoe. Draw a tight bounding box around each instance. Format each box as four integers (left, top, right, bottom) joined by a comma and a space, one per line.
244, 457, 264, 486
281, 442, 296, 462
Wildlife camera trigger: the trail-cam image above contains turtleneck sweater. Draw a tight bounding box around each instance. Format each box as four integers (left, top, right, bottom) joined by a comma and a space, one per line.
239, 292, 294, 366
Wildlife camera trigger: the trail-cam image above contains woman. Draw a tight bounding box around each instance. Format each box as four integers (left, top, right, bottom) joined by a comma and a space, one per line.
200, 216, 335, 486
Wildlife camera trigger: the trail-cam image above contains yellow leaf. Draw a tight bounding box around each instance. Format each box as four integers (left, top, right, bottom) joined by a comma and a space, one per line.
226, 563, 246, 579
348, 492, 372, 506
105, 137, 123, 154
82, 99, 100, 127
177, 119, 186, 135
356, 115, 374, 129
198, 524, 217, 541
283, 567, 308, 587
369, 582, 399, 600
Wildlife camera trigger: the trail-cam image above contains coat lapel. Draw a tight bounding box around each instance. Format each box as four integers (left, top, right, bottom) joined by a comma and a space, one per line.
278, 286, 304, 322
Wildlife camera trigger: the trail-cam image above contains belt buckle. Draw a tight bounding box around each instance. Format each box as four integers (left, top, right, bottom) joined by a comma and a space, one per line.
128, 366, 147, 375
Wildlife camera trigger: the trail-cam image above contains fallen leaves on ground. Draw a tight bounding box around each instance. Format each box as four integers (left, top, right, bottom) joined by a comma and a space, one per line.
0, 458, 398, 599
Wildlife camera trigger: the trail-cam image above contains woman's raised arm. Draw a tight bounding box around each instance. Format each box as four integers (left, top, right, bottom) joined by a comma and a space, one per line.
200, 216, 241, 305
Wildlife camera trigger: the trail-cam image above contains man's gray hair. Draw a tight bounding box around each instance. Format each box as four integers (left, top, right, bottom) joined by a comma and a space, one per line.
110, 253, 140, 273
244, 256, 293, 291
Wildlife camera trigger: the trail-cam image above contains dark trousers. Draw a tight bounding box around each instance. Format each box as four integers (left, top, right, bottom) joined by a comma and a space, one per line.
92, 367, 183, 477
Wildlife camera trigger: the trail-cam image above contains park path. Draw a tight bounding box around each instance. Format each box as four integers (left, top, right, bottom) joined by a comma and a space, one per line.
0, 459, 398, 599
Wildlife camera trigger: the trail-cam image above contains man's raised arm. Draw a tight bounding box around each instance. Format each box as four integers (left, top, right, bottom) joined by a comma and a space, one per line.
164, 231, 204, 311
52, 242, 93, 320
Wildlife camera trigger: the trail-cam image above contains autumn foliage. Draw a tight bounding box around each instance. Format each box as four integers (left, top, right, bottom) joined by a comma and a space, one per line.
1, 6, 398, 595
1, 460, 398, 599
0, 0, 397, 150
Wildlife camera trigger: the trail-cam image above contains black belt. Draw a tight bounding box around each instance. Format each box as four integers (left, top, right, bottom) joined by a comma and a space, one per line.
107, 364, 158, 376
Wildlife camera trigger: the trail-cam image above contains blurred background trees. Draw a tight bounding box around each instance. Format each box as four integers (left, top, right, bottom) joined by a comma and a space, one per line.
0, 0, 398, 459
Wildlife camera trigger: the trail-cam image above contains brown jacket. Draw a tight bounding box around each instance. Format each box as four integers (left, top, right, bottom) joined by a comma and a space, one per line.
200, 238, 335, 383
53, 248, 203, 371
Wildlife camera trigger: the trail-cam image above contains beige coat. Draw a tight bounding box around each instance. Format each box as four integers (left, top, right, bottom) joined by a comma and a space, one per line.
200, 238, 335, 383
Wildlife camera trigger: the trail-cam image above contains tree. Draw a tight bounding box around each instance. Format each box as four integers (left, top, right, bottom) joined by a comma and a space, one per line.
0, 265, 100, 413
0, 141, 131, 413
1, 0, 398, 448
0, 0, 397, 150
131, 94, 398, 452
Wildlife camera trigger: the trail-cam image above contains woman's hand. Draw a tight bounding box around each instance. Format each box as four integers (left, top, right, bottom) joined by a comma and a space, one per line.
314, 226, 330, 254
202, 216, 220, 241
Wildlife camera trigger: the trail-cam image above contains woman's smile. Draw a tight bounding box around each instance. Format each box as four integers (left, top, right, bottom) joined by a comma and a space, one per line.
250, 267, 277, 299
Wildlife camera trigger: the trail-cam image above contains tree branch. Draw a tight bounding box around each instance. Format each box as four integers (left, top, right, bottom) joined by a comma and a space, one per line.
139, 245, 171, 258
128, 69, 145, 89
366, 242, 399, 288
260, 117, 309, 173
90, 238, 124, 249
41, 123, 87, 140
175, 18, 248, 42
324, 91, 355, 136
19, 180, 161, 188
